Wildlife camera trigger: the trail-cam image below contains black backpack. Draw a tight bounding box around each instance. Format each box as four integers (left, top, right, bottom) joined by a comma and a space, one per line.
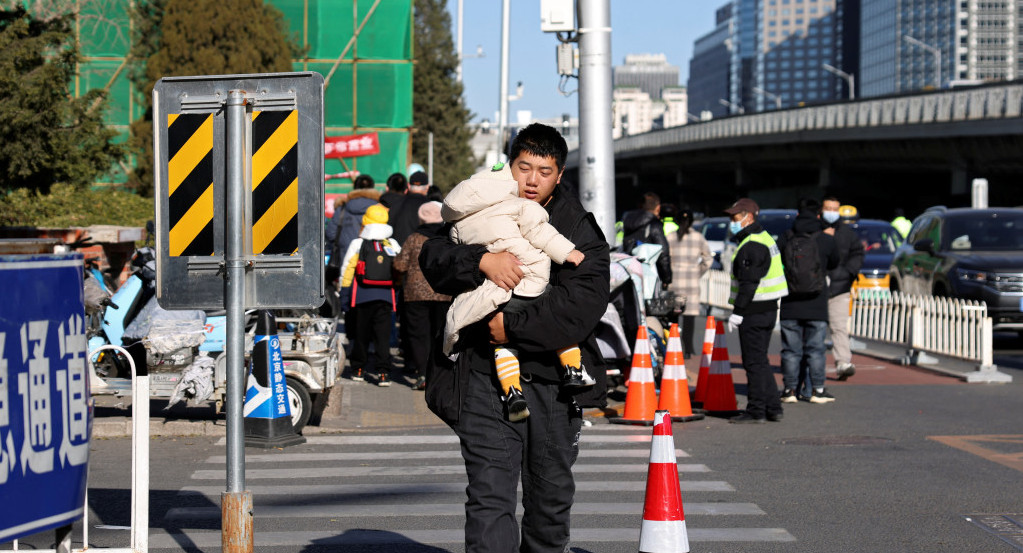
355, 239, 396, 287
781, 231, 825, 295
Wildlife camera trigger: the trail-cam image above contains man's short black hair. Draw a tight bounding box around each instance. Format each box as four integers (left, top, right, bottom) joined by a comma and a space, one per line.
353, 174, 375, 190
509, 123, 568, 172
822, 196, 840, 205
386, 172, 408, 193
641, 192, 661, 212
798, 197, 822, 214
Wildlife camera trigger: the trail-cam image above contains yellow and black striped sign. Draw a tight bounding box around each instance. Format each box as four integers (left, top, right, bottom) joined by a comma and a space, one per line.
251, 110, 299, 255
167, 113, 215, 257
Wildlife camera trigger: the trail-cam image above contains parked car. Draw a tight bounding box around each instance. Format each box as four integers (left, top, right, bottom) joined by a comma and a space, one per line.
697, 216, 730, 269
847, 219, 903, 289
889, 206, 1023, 331
757, 209, 798, 241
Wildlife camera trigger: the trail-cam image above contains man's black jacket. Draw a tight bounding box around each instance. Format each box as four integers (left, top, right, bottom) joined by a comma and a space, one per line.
419, 188, 611, 423
777, 214, 839, 321
824, 220, 864, 298
621, 209, 672, 285
730, 221, 776, 316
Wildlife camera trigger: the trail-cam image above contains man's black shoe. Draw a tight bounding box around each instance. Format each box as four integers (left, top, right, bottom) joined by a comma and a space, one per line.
729, 412, 766, 424
767, 413, 784, 422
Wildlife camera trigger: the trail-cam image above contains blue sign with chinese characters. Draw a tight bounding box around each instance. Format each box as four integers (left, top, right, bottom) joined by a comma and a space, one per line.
0, 253, 92, 543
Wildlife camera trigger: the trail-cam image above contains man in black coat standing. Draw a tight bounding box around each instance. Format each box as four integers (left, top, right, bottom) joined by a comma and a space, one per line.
822, 196, 864, 380
777, 198, 839, 403
621, 192, 672, 289
419, 123, 609, 553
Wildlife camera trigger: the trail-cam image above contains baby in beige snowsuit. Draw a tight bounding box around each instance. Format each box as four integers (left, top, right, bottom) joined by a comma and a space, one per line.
441, 163, 594, 421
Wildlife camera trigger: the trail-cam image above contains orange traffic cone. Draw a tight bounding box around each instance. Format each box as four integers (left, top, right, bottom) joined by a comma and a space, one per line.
658, 324, 704, 422
702, 320, 739, 414
611, 326, 658, 426
639, 410, 690, 553
691, 316, 716, 407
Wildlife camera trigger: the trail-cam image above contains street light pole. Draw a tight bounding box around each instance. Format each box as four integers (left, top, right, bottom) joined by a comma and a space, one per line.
753, 86, 783, 109
497, 0, 510, 160
821, 63, 855, 100
903, 35, 942, 89
718, 98, 744, 114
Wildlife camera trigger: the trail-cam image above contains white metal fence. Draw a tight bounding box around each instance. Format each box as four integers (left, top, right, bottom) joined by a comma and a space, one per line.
699, 270, 732, 311
699, 270, 1005, 381
850, 289, 993, 366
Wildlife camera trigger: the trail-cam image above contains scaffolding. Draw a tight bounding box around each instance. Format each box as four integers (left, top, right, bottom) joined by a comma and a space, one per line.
72, 0, 413, 193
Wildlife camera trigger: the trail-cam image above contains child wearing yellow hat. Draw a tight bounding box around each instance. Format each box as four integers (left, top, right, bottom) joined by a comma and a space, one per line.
339, 203, 402, 386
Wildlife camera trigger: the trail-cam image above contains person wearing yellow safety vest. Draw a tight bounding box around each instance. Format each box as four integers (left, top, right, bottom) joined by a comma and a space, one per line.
891, 208, 912, 239
724, 197, 788, 423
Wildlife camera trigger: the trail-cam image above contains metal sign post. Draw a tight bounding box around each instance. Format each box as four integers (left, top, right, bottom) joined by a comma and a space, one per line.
153, 72, 324, 553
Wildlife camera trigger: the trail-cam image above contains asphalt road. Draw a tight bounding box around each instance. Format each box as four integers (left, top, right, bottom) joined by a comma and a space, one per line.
12, 337, 1023, 553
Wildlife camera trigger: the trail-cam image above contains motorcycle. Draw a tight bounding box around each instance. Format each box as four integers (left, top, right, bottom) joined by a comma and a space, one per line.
84, 242, 342, 433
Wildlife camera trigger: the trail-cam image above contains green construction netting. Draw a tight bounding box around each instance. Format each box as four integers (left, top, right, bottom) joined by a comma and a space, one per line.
69, 0, 413, 187
277, 0, 412, 61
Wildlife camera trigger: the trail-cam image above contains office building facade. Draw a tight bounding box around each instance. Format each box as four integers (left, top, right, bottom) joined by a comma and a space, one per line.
613, 54, 681, 101
861, 0, 1019, 97
688, 6, 735, 117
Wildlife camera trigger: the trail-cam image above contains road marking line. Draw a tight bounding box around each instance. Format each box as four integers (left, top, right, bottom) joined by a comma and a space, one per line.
145, 527, 794, 548
165, 502, 764, 520
177, 479, 735, 497
203, 448, 687, 464
929, 435, 1023, 474
189, 463, 710, 480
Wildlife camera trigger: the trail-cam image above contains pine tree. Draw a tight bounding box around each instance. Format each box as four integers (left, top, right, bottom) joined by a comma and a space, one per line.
413, 0, 475, 191
127, 0, 299, 195
0, 7, 124, 192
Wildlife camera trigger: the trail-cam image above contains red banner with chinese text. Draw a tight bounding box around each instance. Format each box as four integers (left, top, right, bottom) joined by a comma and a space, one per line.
324, 132, 380, 158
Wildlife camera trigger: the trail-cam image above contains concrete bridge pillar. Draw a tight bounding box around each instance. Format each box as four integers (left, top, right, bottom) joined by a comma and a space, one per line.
819, 158, 832, 190
951, 160, 969, 195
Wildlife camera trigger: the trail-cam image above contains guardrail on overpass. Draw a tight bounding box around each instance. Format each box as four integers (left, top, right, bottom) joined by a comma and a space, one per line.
604, 83, 1023, 158
698, 270, 1011, 383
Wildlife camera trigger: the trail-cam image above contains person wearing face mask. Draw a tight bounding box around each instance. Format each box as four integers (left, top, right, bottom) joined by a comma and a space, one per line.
821, 197, 864, 380
724, 198, 788, 423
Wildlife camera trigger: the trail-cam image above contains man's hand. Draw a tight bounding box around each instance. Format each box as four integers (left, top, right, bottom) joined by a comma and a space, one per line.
488, 312, 508, 344
565, 249, 585, 266
480, 251, 524, 291
727, 313, 744, 332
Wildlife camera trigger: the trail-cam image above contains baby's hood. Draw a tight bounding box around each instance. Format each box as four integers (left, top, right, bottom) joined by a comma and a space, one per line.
442, 164, 519, 221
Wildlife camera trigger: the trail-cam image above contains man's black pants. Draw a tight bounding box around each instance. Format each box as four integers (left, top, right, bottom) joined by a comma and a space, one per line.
453, 368, 582, 553
403, 300, 448, 375
737, 308, 783, 418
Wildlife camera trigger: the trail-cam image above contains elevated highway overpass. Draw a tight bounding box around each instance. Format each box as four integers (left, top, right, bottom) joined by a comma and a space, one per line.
566, 82, 1023, 218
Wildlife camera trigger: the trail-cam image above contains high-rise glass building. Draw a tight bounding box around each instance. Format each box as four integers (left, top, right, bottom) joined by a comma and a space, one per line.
755, 0, 845, 111
688, 5, 735, 117
861, 0, 1019, 97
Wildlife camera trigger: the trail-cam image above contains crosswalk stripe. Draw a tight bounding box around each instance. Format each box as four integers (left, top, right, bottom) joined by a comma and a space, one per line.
164, 502, 764, 520
204, 448, 687, 463
215, 433, 654, 446
177, 479, 735, 497
189, 463, 711, 480
146, 527, 795, 549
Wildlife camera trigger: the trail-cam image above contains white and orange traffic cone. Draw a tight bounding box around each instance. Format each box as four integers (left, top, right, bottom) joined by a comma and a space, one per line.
691, 316, 716, 407
611, 326, 658, 426
702, 320, 739, 414
658, 324, 704, 422
639, 410, 689, 553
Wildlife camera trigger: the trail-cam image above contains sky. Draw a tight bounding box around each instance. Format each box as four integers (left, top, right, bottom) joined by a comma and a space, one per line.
446, 1, 721, 124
